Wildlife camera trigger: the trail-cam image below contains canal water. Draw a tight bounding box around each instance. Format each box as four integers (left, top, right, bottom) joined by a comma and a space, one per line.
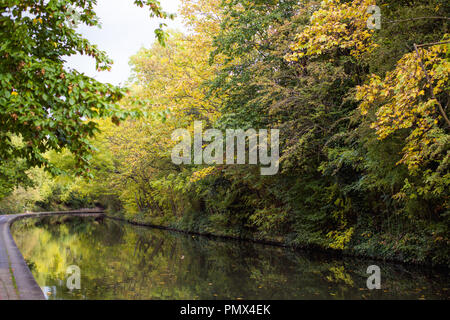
11, 216, 449, 300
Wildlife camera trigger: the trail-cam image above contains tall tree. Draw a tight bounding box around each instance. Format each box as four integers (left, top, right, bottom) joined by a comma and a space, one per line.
0, 0, 172, 193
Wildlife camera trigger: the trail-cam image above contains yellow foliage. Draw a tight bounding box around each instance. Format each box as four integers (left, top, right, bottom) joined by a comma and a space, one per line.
327, 227, 354, 250
326, 266, 354, 286
357, 43, 449, 171
190, 166, 216, 183
286, 0, 378, 61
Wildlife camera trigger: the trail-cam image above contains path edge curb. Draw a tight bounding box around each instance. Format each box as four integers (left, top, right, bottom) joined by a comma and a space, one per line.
4, 210, 104, 300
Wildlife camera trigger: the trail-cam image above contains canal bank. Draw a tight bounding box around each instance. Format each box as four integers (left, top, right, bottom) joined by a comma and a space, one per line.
0, 210, 104, 300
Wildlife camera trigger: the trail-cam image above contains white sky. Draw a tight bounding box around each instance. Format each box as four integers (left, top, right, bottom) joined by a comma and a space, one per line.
64, 0, 185, 86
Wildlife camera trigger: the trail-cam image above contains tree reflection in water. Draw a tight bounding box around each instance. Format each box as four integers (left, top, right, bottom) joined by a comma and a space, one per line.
12, 216, 449, 300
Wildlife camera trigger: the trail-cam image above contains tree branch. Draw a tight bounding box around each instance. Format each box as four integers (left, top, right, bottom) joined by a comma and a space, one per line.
413, 43, 450, 127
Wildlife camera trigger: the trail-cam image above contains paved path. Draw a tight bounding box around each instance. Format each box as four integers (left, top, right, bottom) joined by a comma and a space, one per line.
0, 210, 104, 300
0, 215, 21, 300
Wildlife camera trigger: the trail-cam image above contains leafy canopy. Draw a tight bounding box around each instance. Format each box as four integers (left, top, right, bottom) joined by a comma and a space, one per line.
0, 0, 172, 182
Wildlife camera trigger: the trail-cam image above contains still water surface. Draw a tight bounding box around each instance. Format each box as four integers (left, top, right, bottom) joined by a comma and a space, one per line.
11, 216, 449, 300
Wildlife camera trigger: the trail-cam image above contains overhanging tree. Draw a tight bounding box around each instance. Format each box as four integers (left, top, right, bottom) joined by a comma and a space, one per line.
0, 0, 172, 191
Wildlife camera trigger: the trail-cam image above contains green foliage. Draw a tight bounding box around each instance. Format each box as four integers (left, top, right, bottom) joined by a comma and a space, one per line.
0, 0, 172, 196
4, 0, 449, 266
